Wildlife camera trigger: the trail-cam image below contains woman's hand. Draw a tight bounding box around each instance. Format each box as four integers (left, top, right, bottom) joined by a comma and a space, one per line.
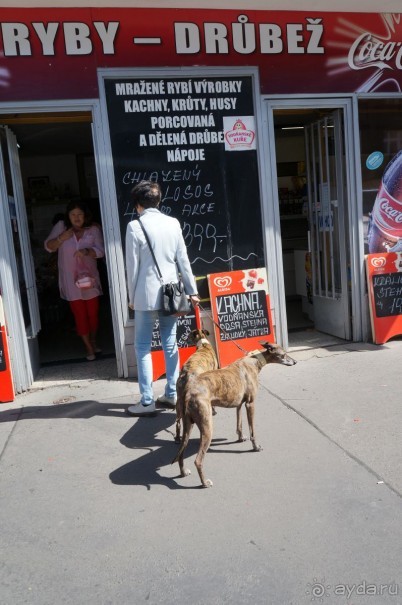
74, 248, 93, 259
58, 228, 74, 243
190, 294, 200, 306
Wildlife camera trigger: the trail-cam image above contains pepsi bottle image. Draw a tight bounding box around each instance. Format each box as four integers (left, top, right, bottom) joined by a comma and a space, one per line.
368, 150, 402, 253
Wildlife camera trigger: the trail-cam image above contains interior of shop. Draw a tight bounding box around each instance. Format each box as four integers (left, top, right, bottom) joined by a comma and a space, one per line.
2, 113, 115, 366
273, 108, 339, 341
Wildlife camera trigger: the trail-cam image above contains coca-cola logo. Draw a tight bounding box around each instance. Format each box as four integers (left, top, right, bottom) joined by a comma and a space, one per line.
379, 199, 402, 224
348, 32, 402, 72
371, 256, 386, 268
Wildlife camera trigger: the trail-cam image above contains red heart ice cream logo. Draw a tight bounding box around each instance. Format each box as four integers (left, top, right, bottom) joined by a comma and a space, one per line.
371, 257, 386, 268
214, 276, 232, 288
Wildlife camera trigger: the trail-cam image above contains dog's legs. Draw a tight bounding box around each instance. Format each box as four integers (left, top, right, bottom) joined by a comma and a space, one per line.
172, 415, 193, 478
236, 404, 246, 442
194, 410, 213, 488
245, 401, 263, 452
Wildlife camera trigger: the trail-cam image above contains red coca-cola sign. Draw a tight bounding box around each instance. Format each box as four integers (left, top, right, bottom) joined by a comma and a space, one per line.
372, 184, 402, 238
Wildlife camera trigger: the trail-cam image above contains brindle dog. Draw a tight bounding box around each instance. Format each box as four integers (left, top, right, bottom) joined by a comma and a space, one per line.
172, 342, 296, 488
174, 328, 219, 443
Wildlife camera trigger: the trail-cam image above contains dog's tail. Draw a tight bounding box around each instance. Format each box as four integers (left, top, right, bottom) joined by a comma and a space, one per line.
172, 435, 188, 464
171, 448, 182, 465
174, 394, 183, 443
172, 392, 194, 464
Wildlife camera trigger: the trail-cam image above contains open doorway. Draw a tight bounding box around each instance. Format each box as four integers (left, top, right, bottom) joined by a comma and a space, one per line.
272, 106, 352, 346
1, 112, 115, 367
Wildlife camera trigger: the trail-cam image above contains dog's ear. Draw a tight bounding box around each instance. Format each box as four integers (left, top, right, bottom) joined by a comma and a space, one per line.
259, 341, 276, 351
202, 329, 210, 336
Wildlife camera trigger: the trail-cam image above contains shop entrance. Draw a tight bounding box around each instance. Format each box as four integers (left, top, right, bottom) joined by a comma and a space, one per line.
0, 113, 116, 374
269, 103, 354, 346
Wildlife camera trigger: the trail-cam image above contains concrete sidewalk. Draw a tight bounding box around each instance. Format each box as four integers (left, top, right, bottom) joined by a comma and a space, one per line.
1, 340, 402, 604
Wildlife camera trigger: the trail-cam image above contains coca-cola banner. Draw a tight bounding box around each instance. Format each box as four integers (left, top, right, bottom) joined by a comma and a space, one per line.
359, 98, 402, 254
2, 9, 402, 100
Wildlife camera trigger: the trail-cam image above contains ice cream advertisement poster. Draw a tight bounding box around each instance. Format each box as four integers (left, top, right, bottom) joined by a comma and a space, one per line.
366, 252, 402, 345
208, 267, 275, 367
223, 117, 256, 152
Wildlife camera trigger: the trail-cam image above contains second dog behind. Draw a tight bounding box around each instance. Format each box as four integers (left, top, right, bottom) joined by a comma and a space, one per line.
175, 328, 218, 442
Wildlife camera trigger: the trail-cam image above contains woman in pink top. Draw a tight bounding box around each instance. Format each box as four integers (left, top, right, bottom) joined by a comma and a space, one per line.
44, 201, 105, 360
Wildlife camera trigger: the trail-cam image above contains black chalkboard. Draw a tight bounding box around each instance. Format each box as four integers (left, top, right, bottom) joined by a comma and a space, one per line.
215, 289, 271, 341
0, 331, 6, 372
103, 75, 264, 278
372, 272, 402, 317
151, 313, 197, 352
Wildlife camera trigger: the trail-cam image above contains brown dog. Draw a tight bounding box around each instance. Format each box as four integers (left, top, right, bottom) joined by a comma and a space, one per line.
175, 328, 218, 443
172, 342, 296, 488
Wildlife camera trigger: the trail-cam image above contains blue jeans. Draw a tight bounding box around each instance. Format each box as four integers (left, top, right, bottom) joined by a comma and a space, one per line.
134, 310, 179, 405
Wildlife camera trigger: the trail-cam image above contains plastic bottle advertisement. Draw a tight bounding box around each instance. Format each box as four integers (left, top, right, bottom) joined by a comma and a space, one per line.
366, 151, 402, 254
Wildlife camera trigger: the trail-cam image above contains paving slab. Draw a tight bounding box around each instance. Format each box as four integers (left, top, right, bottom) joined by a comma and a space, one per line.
1, 340, 401, 604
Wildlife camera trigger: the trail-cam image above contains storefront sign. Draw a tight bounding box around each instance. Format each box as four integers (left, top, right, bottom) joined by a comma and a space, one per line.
150, 310, 199, 381
223, 116, 256, 151
366, 252, 402, 344
102, 73, 264, 278
1, 10, 402, 100
208, 267, 274, 367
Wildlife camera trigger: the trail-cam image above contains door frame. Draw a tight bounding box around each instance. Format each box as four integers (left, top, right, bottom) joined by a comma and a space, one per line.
260, 95, 364, 349
0, 99, 126, 385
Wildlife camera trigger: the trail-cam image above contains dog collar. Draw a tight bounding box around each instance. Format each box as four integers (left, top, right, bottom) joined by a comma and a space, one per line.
248, 350, 266, 365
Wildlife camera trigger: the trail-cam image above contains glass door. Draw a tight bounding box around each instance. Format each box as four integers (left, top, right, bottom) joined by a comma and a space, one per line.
0, 126, 37, 391
305, 110, 351, 339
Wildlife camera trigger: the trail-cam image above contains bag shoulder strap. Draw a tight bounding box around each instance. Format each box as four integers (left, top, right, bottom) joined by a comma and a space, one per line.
137, 216, 164, 283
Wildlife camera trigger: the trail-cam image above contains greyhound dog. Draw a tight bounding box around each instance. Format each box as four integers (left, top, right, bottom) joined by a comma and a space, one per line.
175, 328, 218, 443
172, 342, 296, 488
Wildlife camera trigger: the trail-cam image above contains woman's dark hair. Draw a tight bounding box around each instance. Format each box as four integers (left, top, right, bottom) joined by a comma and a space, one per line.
64, 200, 93, 228
131, 180, 161, 209
51, 212, 65, 226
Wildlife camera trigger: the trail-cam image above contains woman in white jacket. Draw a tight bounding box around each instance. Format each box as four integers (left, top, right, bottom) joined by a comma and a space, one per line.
125, 180, 200, 416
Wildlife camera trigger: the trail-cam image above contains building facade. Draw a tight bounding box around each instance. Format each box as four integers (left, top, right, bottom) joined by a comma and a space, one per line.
1, 2, 402, 392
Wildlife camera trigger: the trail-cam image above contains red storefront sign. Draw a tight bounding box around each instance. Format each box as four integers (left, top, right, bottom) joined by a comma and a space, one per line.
208, 267, 275, 367
150, 304, 202, 381
366, 252, 402, 345
1, 10, 402, 100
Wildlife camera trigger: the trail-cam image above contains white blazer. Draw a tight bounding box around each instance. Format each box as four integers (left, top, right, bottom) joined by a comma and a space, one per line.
125, 208, 198, 310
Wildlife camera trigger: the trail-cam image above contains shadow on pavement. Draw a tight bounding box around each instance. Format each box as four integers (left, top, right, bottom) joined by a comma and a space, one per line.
111, 410, 205, 490
0, 400, 130, 422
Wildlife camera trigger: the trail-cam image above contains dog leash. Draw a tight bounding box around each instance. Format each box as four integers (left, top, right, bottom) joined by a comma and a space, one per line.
197, 303, 249, 355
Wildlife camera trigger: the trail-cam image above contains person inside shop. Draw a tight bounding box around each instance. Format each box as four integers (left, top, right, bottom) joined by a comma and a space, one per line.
125, 180, 200, 416
44, 200, 105, 361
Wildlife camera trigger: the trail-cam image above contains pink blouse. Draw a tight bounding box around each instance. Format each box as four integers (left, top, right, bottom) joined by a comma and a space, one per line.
44, 221, 105, 302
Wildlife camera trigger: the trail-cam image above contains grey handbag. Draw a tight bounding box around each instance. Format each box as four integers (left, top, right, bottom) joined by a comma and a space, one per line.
137, 217, 191, 317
